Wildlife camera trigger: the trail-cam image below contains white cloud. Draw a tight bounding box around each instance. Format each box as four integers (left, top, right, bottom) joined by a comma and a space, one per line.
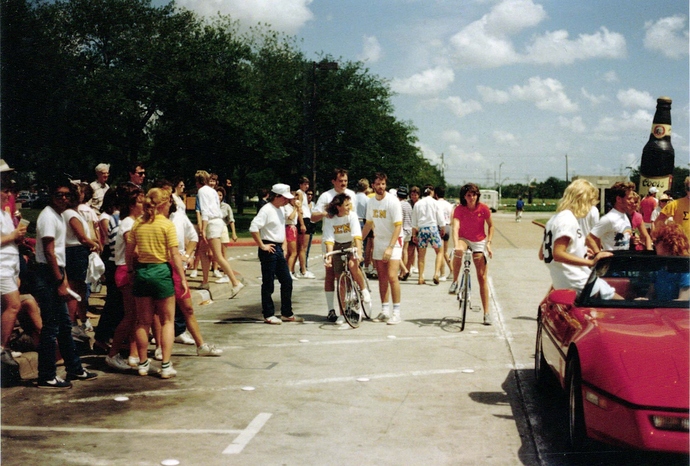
477, 85, 511, 103
558, 116, 586, 133
581, 88, 607, 106
493, 130, 519, 146
644, 15, 689, 59
358, 35, 383, 63
617, 88, 656, 109
595, 109, 653, 135
423, 96, 483, 118
391, 67, 455, 95
175, 0, 314, 33
602, 71, 619, 83
441, 130, 463, 144
510, 77, 579, 113
525, 27, 626, 65
448, 0, 625, 68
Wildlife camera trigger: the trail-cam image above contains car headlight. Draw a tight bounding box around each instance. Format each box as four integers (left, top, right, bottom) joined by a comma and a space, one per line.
650, 415, 689, 432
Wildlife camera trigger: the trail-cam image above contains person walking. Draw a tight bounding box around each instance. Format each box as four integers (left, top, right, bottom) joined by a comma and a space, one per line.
295, 177, 315, 278
361, 172, 404, 325
249, 184, 303, 325
515, 196, 524, 222
397, 186, 412, 281
411, 185, 445, 285
448, 183, 494, 325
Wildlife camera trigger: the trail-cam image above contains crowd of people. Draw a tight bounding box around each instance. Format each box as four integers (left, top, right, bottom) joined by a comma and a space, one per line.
2, 157, 688, 389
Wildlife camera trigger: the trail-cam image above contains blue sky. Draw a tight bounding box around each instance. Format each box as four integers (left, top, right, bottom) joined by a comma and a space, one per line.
174, 0, 689, 187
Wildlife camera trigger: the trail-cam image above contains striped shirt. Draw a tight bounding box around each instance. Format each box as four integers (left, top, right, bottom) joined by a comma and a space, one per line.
128, 215, 178, 264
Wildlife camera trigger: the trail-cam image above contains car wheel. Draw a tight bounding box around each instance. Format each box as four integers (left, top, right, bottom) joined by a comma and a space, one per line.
534, 321, 548, 385
567, 355, 586, 450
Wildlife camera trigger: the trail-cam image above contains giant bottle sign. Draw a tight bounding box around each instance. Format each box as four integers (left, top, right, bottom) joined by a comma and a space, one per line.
639, 97, 674, 196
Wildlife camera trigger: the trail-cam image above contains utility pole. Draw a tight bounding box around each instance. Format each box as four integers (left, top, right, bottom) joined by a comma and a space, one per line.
565, 154, 569, 183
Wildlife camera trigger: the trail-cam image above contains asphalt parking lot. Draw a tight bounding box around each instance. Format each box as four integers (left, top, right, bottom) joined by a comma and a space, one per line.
1, 212, 687, 465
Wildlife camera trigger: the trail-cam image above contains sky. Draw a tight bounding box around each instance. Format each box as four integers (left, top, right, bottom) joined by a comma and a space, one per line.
173, 0, 689, 187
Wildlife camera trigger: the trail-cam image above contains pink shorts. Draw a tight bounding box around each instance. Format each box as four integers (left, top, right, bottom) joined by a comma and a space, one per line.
171, 263, 191, 300
285, 225, 297, 242
115, 265, 133, 288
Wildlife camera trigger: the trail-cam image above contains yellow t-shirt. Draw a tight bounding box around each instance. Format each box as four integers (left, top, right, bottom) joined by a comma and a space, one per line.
128, 215, 178, 264
660, 196, 690, 239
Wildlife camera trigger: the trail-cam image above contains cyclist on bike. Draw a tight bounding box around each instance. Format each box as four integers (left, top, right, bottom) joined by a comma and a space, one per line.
323, 193, 372, 324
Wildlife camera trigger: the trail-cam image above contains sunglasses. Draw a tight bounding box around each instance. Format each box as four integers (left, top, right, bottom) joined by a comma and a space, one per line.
135, 171, 146, 176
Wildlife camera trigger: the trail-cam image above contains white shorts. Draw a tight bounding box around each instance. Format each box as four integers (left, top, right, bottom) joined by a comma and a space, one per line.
0, 274, 19, 295
373, 237, 403, 261
457, 238, 489, 263
205, 218, 225, 240
588, 278, 617, 300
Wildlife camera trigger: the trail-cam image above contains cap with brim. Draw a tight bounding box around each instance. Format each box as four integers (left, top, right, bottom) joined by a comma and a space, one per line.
649, 187, 658, 194
0, 159, 15, 173
271, 183, 294, 199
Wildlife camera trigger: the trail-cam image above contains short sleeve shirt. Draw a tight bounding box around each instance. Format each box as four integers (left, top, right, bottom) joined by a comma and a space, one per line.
365, 192, 403, 243
453, 203, 491, 242
128, 215, 178, 264
36, 206, 67, 267
542, 210, 590, 291
323, 211, 362, 245
590, 208, 632, 251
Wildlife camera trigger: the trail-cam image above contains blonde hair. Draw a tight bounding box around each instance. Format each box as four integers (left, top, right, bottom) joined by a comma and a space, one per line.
195, 170, 210, 186
557, 179, 598, 218
141, 187, 171, 223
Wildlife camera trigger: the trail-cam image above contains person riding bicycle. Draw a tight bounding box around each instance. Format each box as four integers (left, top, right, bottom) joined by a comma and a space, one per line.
323, 193, 372, 324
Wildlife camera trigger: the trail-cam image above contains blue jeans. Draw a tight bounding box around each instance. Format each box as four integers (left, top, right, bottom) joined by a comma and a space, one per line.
34, 264, 83, 381
258, 243, 293, 319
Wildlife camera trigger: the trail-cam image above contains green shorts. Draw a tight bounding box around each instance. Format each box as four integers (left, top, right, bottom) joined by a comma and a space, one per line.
133, 263, 174, 300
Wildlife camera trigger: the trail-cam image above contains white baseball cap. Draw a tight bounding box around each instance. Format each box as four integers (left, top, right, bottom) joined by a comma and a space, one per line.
271, 183, 294, 199
649, 187, 658, 194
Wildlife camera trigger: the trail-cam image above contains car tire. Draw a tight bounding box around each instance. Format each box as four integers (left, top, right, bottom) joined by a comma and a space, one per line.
567, 355, 586, 450
534, 320, 548, 386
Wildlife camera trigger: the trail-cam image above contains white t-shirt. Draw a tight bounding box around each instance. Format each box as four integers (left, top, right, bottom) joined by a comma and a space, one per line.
412, 195, 444, 229
282, 203, 297, 226
313, 188, 357, 219
171, 211, 198, 254
436, 198, 454, 227
590, 208, 632, 251
322, 211, 362, 245
366, 192, 403, 245
197, 184, 222, 221
63, 208, 91, 247
36, 206, 67, 267
577, 206, 600, 238
114, 216, 136, 266
249, 203, 286, 243
355, 192, 369, 220
0, 211, 19, 279
543, 210, 590, 292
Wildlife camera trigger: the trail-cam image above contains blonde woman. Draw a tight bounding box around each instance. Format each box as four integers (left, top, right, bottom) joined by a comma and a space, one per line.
126, 188, 187, 378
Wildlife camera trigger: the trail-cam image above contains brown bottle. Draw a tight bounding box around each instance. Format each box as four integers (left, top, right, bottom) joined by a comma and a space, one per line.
639, 97, 674, 195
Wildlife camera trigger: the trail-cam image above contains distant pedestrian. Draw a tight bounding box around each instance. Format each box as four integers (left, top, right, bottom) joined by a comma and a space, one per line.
411, 185, 445, 285
515, 197, 524, 222
89, 163, 110, 213
295, 176, 315, 278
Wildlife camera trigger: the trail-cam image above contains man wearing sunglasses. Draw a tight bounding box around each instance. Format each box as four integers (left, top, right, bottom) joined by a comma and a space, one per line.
127, 162, 146, 189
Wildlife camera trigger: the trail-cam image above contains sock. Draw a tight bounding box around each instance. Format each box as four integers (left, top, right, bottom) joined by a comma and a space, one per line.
382, 303, 390, 315
393, 303, 401, 314
161, 361, 171, 369
326, 291, 334, 310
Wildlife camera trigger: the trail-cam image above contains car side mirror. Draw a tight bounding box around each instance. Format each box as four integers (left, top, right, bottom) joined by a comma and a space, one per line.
549, 289, 577, 306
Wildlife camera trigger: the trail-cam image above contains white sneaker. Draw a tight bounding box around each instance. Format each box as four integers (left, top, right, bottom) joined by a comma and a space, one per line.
410, 267, 418, 275
230, 282, 244, 298
82, 318, 94, 332
197, 343, 223, 356
71, 324, 89, 341
438, 275, 447, 282
373, 312, 390, 323
215, 276, 230, 284
105, 353, 132, 371
189, 270, 198, 278
213, 269, 223, 278
154, 347, 163, 361
264, 316, 282, 325
335, 315, 346, 325
294, 271, 303, 278
174, 331, 195, 345
302, 270, 316, 279
290, 273, 299, 280
387, 313, 402, 325
361, 288, 372, 303
128, 356, 140, 368
159, 363, 177, 379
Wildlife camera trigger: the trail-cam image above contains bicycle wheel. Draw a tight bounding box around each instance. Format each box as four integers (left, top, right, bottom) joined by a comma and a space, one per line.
337, 273, 362, 328
459, 270, 471, 331
359, 266, 374, 320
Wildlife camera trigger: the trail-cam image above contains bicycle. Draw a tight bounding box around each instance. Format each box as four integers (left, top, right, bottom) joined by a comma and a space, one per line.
324, 247, 372, 328
456, 249, 473, 331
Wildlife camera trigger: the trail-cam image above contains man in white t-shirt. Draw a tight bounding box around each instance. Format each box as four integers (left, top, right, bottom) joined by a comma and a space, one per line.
250, 184, 304, 325
89, 163, 110, 213
361, 172, 404, 325
311, 168, 357, 322
586, 181, 636, 253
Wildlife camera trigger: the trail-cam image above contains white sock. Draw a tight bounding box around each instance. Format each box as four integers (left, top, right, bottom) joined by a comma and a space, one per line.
326, 291, 335, 311
382, 303, 390, 315
393, 303, 401, 315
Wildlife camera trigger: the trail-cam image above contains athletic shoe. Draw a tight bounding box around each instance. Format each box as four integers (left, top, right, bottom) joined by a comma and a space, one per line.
197, 344, 223, 356
154, 347, 163, 361
302, 270, 316, 279
410, 267, 418, 275
37, 377, 72, 389
483, 313, 492, 326
66, 369, 98, 382
214, 269, 223, 278
128, 356, 140, 368
290, 273, 299, 280
189, 270, 198, 278
438, 276, 447, 282
335, 315, 346, 325
71, 324, 89, 341
82, 318, 94, 332
215, 276, 230, 284
229, 282, 244, 298
372, 312, 390, 323
138, 359, 152, 376
448, 282, 458, 294
159, 363, 177, 379
387, 314, 401, 325
361, 288, 372, 303
106, 354, 132, 371
1, 349, 18, 366
327, 309, 337, 322
174, 331, 195, 345
281, 315, 305, 323
264, 316, 282, 325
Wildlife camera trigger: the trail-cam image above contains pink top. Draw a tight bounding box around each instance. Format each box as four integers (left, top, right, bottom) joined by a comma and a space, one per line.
639, 196, 657, 223
453, 203, 491, 242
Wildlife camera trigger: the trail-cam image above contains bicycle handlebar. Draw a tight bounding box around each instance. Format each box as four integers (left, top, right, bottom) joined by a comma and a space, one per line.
324, 247, 358, 258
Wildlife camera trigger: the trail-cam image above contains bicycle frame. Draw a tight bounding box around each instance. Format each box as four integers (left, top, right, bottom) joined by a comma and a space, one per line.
457, 249, 472, 331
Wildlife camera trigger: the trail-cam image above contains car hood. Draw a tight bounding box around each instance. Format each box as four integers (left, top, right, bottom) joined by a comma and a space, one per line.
577, 307, 689, 409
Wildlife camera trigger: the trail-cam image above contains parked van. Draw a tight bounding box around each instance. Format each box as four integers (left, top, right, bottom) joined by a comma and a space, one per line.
479, 189, 499, 212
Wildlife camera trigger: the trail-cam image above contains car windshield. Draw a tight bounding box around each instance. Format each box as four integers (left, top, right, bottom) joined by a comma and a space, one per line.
579, 252, 690, 309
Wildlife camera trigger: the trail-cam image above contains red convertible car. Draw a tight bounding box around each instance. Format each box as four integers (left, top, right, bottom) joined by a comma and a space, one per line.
535, 251, 689, 453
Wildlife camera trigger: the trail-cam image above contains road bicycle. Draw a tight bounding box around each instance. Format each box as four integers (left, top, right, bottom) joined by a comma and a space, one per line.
324, 247, 373, 328
456, 249, 473, 331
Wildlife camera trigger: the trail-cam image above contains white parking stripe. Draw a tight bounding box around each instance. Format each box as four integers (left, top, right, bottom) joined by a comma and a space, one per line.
222, 412, 272, 454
